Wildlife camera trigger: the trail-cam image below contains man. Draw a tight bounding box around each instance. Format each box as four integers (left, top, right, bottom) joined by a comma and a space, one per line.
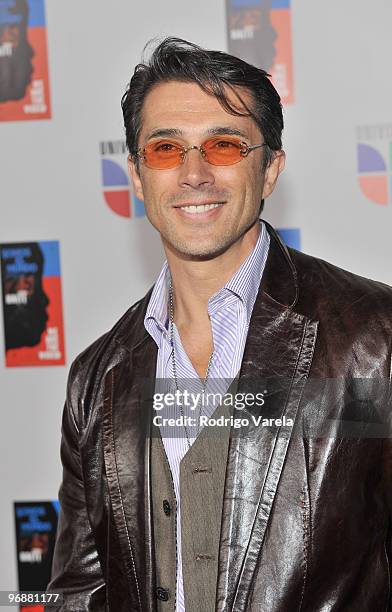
48, 37, 392, 611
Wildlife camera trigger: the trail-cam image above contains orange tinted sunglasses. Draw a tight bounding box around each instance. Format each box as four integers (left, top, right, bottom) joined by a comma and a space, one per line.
136, 136, 266, 169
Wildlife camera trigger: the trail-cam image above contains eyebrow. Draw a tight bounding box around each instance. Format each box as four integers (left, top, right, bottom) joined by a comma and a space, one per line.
145, 128, 183, 141
144, 126, 250, 142
206, 126, 249, 139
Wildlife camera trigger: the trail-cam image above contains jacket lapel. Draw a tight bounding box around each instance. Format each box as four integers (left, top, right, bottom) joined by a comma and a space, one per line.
102, 328, 157, 612
216, 225, 318, 611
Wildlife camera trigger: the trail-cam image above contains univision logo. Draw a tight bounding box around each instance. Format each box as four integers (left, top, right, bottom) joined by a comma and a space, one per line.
357, 124, 392, 205
99, 140, 145, 218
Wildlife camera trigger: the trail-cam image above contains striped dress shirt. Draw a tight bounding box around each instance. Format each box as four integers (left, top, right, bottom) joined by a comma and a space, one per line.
144, 221, 270, 611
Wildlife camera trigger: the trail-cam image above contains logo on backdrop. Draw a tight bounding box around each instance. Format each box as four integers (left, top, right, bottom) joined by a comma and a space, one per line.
356, 124, 392, 205
226, 0, 293, 104
0, 240, 66, 367
100, 140, 145, 219
0, 0, 51, 121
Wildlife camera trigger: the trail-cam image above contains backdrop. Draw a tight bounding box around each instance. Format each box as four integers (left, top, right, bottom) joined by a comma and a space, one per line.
1, 0, 392, 601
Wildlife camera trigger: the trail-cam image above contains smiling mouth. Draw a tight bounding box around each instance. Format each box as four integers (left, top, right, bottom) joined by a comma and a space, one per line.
175, 202, 224, 214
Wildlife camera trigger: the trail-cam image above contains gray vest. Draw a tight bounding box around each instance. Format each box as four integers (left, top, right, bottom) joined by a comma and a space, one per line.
151, 387, 237, 611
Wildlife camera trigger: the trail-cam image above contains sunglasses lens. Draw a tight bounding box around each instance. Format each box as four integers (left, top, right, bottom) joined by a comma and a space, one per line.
143, 140, 183, 169
140, 137, 246, 169
203, 137, 243, 165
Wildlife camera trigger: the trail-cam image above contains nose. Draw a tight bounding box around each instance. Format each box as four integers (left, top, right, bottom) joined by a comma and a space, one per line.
177, 146, 215, 190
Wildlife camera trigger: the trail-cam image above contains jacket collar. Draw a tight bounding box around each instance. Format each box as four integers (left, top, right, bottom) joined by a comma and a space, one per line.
261, 220, 299, 308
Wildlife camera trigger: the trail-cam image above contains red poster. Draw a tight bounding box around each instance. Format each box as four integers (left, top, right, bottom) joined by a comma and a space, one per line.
0, 0, 51, 121
14, 501, 60, 612
226, 0, 293, 104
0, 241, 66, 367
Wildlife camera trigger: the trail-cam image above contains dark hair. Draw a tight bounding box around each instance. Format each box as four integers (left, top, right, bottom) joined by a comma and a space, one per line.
121, 37, 283, 171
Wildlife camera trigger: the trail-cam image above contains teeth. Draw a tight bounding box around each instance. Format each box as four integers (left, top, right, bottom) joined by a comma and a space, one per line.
181, 203, 222, 214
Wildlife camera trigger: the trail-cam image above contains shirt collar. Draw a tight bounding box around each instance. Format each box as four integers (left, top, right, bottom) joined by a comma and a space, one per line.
208, 221, 270, 325
144, 261, 170, 344
144, 221, 270, 342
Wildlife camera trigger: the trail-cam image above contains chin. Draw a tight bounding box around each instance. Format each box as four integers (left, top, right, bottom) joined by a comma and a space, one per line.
172, 238, 234, 261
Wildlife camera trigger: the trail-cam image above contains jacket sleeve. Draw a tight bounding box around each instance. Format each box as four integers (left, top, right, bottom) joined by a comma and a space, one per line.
46, 367, 106, 611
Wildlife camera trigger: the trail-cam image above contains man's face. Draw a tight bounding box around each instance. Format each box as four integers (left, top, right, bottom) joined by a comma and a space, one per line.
129, 81, 284, 259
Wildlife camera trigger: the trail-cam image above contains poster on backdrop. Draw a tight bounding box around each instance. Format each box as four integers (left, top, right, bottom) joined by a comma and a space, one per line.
0, 0, 51, 121
0, 240, 66, 367
14, 501, 59, 612
226, 0, 293, 104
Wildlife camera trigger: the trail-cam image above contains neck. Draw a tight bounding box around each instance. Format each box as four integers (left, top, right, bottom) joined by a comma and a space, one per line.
165, 222, 260, 327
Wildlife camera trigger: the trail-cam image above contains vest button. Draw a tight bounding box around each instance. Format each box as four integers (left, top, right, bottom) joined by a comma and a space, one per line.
163, 499, 171, 516
156, 587, 170, 601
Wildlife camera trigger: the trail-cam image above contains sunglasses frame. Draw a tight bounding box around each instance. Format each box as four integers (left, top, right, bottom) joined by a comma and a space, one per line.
135, 137, 267, 169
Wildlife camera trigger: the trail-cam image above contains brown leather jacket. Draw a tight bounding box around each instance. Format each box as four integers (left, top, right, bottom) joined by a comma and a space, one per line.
48, 225, 392, 611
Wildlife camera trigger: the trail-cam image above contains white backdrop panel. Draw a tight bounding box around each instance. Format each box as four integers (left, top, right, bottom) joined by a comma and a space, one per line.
0, 0, 391, 597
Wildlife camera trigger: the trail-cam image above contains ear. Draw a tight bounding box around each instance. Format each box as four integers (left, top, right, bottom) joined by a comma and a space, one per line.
128, 155, 145, 201
261, 150, 286, 200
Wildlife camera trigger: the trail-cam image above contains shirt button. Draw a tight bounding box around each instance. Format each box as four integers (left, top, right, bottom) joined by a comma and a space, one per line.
156, 587, 170, 601
162, 499, 171, 516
